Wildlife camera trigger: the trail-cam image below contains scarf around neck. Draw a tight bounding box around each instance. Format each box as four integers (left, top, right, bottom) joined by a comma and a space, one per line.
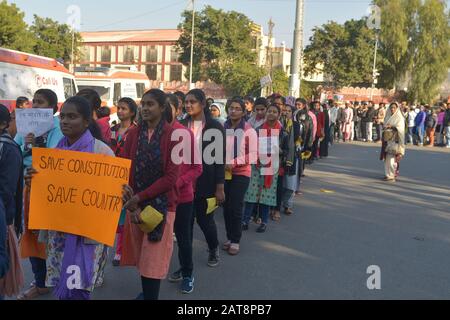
54, 130, 96, 300
260, 121, 282, 189
134, 119, 168, 242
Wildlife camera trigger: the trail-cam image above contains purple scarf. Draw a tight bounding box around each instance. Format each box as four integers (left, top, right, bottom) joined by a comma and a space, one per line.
53, 130, 96, 300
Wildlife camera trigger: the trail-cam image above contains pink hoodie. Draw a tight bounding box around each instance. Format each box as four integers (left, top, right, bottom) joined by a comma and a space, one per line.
173, 121, 203, 204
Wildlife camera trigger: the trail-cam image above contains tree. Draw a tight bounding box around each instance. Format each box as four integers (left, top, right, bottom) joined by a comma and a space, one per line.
272, 69, 289, 96
30, 15, 83, 66
0, 0, 35, 52
303, 19, 382, 89
177, 6, 260, 96
374, 0, 450, 103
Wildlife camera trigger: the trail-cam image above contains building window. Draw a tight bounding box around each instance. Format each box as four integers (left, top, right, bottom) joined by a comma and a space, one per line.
124, 46, 135, 63
80, 46, 91, 62
101, 46, 112, 63
170, 46, 180, 62
146, 65, 158, 80
136, 83, 145, 98
146, 46, 158, 62
170, 65, 182, 82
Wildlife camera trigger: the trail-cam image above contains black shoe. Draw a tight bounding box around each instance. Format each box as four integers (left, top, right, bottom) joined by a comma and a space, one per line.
168, 269, 183, 282
207, 249, 219, 267
242, 223, 249, 231
256, 224, 267, 233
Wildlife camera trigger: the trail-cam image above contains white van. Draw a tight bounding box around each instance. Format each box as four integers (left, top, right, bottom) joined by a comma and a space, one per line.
74, 67, 150, 110
0, 47, 77, 110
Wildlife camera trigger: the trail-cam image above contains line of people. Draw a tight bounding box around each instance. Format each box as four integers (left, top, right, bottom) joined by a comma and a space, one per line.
0, 88, 337, 300
326, 100, 450, 148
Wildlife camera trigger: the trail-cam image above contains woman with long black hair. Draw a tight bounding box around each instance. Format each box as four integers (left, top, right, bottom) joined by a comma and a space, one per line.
180, 89, 225, 267
24, 96, 113, 300
120, 89, 180, 300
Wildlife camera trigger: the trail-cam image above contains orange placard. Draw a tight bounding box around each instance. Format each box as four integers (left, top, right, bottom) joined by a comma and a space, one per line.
29, 148, 131, 247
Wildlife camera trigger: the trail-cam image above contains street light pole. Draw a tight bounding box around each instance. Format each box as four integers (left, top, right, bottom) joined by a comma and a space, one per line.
189, 0, 195, 90
71, 28, 75, 73
370, 34, 379, 101
289, 0, 304, 97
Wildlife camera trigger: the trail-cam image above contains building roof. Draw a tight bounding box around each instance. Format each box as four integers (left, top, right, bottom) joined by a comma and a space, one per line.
81, 29, 181, 43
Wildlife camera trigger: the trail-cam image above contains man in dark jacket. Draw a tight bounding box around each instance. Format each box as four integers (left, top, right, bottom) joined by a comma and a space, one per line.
0, 104, 23, 298
364, 101, 377, 142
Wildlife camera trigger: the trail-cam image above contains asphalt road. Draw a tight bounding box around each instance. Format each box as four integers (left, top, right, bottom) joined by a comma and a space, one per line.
13, 142, 450, 300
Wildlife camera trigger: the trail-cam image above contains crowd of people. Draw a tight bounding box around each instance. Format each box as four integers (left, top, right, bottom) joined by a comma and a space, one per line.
325, 100, 450, 148
1, 88, 449, 301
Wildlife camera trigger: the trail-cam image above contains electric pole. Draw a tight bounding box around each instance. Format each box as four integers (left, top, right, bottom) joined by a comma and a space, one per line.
369, 33, 379, 101
189, 0, 195, 90
289, 0, 304, 98
265, 18, 275, 96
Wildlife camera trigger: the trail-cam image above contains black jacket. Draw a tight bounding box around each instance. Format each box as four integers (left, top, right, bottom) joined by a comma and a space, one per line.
180, 115, 225, 199
0, 131, 23, 278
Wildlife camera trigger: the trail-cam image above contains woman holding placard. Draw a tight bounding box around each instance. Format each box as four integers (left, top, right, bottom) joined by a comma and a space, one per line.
16, 89, 63, 300
24, 96, 113, 300
120, 89, 180, 300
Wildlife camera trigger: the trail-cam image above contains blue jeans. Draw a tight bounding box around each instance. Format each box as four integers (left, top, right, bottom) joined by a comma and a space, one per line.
243, 203, 270, 225
416, 126, 424, 144
407, 127, 414, 144
281, 188, 295, 210
30, 257, 47, 288
446, 126, 450, 147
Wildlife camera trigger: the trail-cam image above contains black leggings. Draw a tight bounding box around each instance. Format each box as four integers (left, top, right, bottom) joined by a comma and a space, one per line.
141, 277, 161, 300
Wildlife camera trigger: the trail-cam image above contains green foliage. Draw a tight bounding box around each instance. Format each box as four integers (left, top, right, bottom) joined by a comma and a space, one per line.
30, 15, 82, 65
0, 1, 82, 65
177, 5, 260, 95
374, 0, 450, 103
0, 0, 35, 52
272, 69, 289, 96
303, 19, 380, 89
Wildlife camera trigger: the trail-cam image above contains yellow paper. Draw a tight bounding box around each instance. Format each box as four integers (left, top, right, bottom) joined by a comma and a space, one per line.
320, 189, 335, 194
206, 197, 219, 215
225, 170, 232, 181
301, 151, 312, 160
139, 205, 164, 233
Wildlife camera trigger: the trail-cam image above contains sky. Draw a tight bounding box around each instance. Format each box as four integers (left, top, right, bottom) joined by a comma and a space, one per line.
10, 0, 383, 47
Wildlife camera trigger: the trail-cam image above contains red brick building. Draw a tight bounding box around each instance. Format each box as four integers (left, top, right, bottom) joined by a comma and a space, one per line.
78, 29, 186, 82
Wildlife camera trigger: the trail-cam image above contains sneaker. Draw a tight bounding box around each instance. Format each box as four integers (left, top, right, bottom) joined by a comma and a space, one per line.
207, 249, 219, 267
256, 224, 267, 233
242, 223, 249, 231
134, 292, 144, 300
181, 276, 195, 294
168, 269, 183, 282
112, 254, 121, 267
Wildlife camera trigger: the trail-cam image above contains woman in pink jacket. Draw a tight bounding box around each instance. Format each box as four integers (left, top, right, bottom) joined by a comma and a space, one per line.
223, 98, 257, 255
165, 94, 202, 294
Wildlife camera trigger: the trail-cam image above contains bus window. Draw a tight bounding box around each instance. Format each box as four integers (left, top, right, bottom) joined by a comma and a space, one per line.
113, 83, 121, 105
77, 85, 110, 100
63, 78, 77, 99
136, 83, 145, 98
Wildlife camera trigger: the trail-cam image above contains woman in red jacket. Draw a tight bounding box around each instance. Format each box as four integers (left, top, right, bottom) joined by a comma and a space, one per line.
120, 89, 180, 300
165, 94, 202, 294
